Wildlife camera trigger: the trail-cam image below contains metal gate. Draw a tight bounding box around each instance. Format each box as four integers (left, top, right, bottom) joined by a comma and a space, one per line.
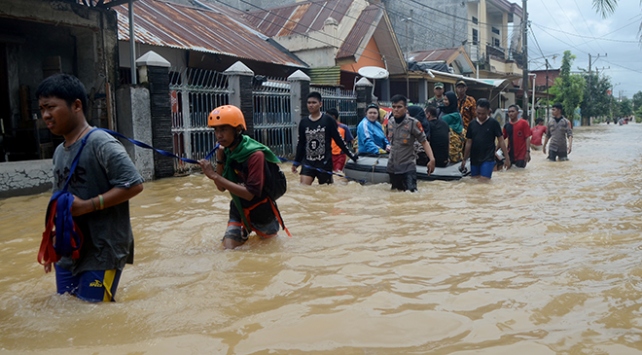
252, 78, 296, 158
312, 86, 358, 136
169, 68, 230, 173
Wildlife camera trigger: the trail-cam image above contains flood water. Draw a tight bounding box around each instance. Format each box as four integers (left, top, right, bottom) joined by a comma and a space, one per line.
1, 124, 642, 354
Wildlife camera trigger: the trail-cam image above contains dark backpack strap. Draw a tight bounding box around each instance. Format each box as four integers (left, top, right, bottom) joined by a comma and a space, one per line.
61, 128, 98, 192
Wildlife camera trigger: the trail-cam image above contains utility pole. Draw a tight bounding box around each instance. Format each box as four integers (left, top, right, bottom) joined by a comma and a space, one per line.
545, 58, 550, 122
522, 0, 529, 119
587, 53, 607, 126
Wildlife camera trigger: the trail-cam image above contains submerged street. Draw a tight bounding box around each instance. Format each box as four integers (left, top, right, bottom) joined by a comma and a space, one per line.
1, 123, 642, 354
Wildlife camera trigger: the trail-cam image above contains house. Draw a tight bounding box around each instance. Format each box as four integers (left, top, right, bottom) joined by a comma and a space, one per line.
0, 0, 123, 197
0, 0, 119, 163
243, 0, 407, 99
382, 0, 524, 80
113, 0, 308, 81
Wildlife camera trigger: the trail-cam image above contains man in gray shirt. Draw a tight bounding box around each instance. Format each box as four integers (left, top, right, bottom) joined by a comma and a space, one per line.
543, 103, 573, 161
37, 74, 144, 302
386, 95, 435, 192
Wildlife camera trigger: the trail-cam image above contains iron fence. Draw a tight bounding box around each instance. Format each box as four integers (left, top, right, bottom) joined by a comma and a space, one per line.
166, 69, 360, 171
169, 68, 230, 173
312, 86, 358, 136
252, 77, 295, 158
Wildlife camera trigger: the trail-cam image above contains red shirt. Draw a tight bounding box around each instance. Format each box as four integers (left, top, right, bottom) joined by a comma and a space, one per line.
503, 119, 532, 161
233, 151, 265, 198
530, 125, 547, 146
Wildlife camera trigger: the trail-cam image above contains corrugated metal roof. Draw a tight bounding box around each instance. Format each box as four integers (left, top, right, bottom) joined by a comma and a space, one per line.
244, 0, 352, 37
308, 66, 341, 86
336, 4, 381, 60
408, 48, 461, 63
114, 0, 307, 68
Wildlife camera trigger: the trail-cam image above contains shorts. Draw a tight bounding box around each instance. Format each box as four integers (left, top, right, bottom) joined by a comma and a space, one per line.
55, 264, 122, 302
389, 171, 417, 192
224, 200, 280, 243
470, 161, 495, 178
332, 154, 347, 172
531, 144, 542, 151
300, 164, 333, 184
513, 159, 527, 168
548, 150, 568, 161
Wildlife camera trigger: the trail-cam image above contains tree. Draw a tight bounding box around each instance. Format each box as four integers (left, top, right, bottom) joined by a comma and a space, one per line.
620, 97, 633, 117
611, 96, 621, 119
549, 51, 585, 122
631, 91, 642, 111
580, 72, 612, 123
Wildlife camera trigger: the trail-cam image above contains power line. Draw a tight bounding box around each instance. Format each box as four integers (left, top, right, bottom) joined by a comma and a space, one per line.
551, 0, 601, 54
528, 23, 546, 60
530, 23, 640, 44
535, 24, 642, 76
571, 0, 610, 54
397, 0, 523, 29
537, 0, 584, 50
211, 0, 400, 72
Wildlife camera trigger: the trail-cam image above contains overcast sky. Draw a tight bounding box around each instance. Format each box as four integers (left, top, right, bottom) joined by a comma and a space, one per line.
527, 0, 642, 98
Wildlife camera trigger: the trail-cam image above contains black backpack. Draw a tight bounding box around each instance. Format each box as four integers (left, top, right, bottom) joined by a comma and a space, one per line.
263, 161, 287, 201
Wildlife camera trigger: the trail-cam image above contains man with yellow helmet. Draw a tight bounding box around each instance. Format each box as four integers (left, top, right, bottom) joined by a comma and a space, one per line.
198, 105, 287, 249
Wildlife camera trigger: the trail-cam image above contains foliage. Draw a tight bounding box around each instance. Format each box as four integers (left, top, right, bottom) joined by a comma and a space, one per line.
580, 72, 612, 120
549, 51, 585, 119
593, 0, 642, 42
620, 97, 633, 117
632, 91, 642, 111
636, 107, 642, 123
593, 0, 618, 17
610, 96, 621, 119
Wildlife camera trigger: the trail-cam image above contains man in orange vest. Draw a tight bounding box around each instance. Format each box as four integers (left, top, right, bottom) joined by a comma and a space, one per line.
327, 108, 354, 173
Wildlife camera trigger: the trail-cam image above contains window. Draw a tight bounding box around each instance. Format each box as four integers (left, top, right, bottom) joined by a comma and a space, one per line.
493, 38, 501, 47
472, 29, 478, 45
472, 16, 478, 24
492, 26, 500, 35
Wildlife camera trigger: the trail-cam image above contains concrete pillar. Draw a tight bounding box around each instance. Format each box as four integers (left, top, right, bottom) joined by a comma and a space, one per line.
355, 77, 373, 120
116, 86, 154, 180
287, 70, 311, 151
224, 61, 254, 137
136, 51, 173, 179
418, 79, 428, 105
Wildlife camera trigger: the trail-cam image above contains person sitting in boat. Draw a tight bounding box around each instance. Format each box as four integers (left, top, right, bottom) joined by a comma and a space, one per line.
426, 106, 450, 168
439, 91, 465, 163
357, 103, 390, 156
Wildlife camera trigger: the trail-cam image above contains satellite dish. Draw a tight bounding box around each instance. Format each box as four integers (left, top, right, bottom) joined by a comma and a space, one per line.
358, 66, 389, 79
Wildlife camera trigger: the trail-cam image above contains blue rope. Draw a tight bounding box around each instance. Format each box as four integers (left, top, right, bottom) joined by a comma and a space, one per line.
278, 157, 366, 184
98, 128, 364, 184
98, 128, 218, 164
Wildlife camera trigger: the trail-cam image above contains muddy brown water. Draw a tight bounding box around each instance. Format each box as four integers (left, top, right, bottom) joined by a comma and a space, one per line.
1, 124, 642, 354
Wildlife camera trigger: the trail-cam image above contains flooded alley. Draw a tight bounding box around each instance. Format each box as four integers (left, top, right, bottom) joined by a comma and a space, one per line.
1, 124, 642, 354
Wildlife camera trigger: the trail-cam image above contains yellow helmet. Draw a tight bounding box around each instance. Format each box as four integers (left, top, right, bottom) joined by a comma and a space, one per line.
207, 105, 246, 130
